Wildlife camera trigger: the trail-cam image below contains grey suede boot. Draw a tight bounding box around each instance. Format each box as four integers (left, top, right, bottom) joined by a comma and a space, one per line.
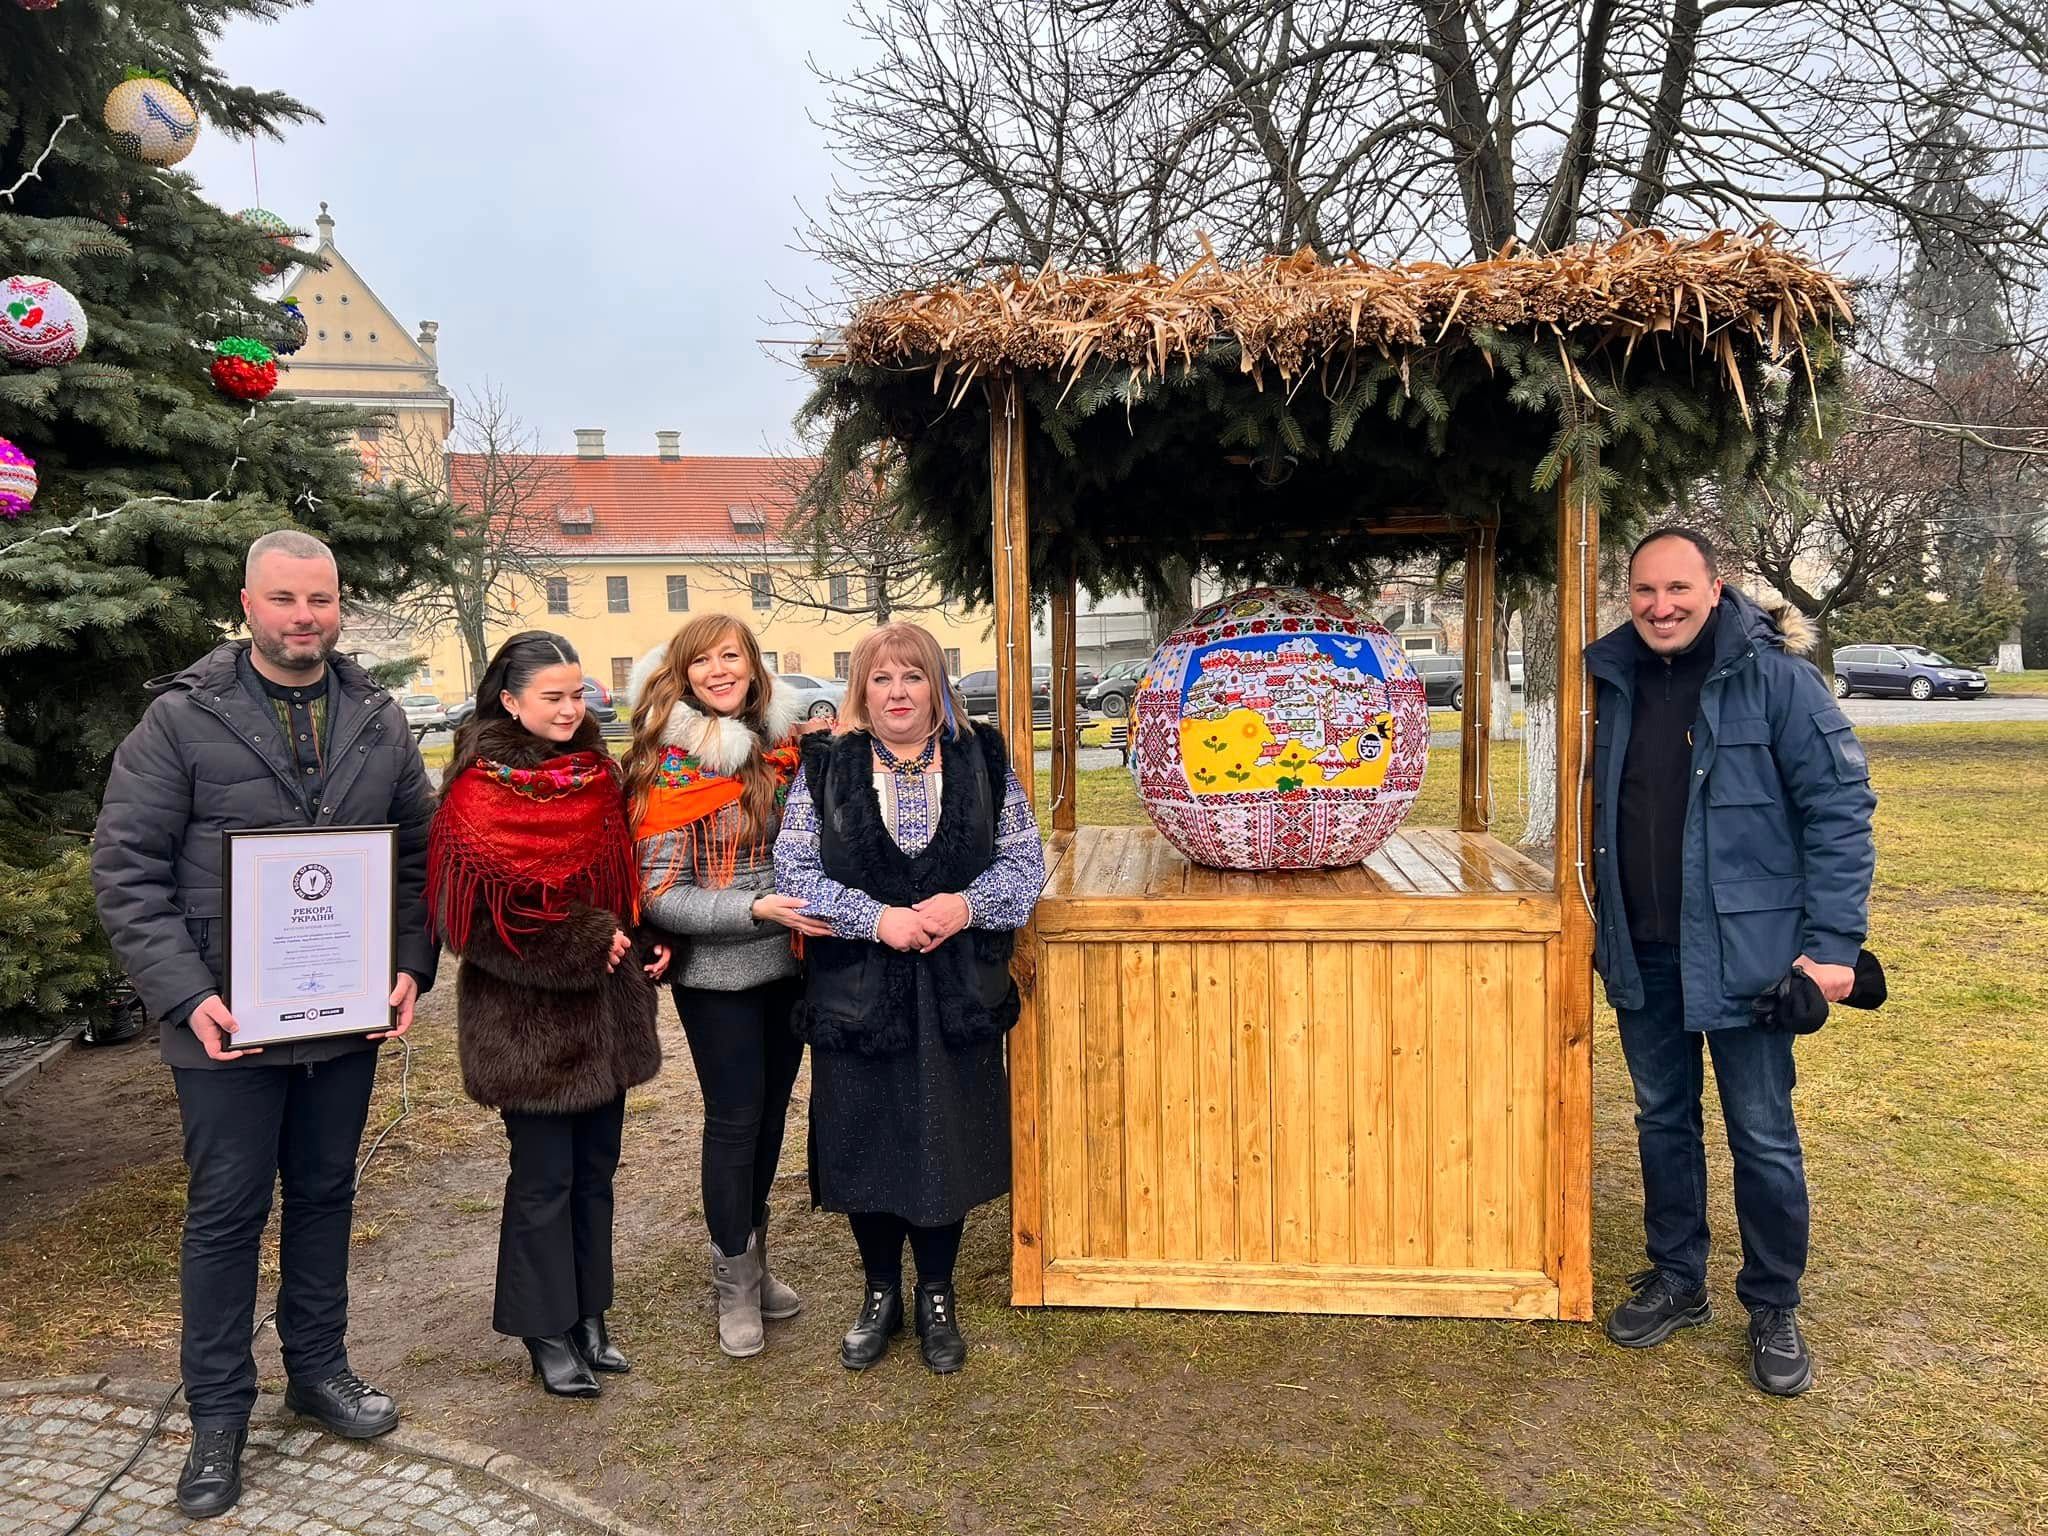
755, 1221, 802, 1321
710, 1236, 766, 1358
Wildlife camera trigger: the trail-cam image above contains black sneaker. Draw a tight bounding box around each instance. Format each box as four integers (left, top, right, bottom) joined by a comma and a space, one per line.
175, 1425, 246, 1519
1604, 1267, 1712, 1347
284, 1366, 400, 1438
1747, 1307, 1815, 1396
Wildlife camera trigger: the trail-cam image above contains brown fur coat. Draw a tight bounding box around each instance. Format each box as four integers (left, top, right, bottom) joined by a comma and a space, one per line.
439, 716, 661, 1114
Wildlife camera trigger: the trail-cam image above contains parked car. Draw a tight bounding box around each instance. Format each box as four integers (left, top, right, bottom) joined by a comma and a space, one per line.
1833, 643, 1987, 700
775, 672, 846, 720
445, 695, 476, 729
957, 667, 1051, 721
1084, 658, 1150, 719
398, 693, 448, 738
579, 681, 617, 724
1411, 654, 1468, 710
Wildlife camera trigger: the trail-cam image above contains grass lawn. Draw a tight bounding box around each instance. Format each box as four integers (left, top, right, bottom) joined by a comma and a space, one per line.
1986, 668, 2048, 697
1, 725, 2041, 1533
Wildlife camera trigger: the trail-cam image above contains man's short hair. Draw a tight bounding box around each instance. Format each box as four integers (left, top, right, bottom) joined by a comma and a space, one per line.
1629, 525, 1719, 580
244, 529, 336, 587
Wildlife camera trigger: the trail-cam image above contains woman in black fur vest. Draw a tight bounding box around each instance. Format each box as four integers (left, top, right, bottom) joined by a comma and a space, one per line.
427, 632, 666, 1400
773, 623, 1046, 1374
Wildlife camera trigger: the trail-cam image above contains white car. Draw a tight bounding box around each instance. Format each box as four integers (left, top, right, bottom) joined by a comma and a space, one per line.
775, 672, 846, 721
398, 694, 448, 737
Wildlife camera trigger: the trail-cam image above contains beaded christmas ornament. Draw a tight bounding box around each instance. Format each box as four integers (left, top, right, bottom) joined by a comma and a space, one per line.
276, 297, 308, 355
0, 274, 88, 366
103, 71, 200, 167
210, 337, 278, 401
236, 208, 294, 275
0, 438, 37, 520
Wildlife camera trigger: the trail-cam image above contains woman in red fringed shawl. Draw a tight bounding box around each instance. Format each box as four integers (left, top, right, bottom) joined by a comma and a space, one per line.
427, 631, 665, 1402
621, 614, 828, 1361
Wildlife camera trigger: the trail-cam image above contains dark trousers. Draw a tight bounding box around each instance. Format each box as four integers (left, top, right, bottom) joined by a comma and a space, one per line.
493, 1095, 626, 1338
171, 1050, 378, 1429
1615, 942, 1809, 1312
674, 978, 805, 1254
847, 1211, 966, 1289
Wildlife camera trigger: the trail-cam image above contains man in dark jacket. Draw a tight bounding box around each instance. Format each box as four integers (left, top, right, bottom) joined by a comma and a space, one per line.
1586, 527, 1875, 1399
91, 530, 438, 1518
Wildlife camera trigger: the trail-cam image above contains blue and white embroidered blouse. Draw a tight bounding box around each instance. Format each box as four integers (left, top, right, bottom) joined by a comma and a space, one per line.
773, 745, 1046, 942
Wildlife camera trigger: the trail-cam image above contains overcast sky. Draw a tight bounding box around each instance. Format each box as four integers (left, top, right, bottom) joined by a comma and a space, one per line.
184, 1, 865, 458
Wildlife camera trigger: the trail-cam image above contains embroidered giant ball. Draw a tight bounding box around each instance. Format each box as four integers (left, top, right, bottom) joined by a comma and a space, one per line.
1129, 586, 1429, 870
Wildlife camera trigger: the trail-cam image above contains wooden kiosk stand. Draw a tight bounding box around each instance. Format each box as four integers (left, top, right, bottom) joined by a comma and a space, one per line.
816, 235, 1847, 1323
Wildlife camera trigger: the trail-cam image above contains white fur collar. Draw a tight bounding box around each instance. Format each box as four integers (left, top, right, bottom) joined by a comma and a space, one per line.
625, 645, 804, 774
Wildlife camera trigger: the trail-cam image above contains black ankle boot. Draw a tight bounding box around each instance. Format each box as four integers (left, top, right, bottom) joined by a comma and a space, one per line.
568, 1314, 629, 1373
524, 1334, 602, 1398
175, 1425, 246, 1519
914, 1283, 967, 1374
840, 1283, 903, 1370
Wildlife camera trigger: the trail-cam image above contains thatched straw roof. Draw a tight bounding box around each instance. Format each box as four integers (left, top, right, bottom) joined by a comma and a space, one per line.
842, 229, 1852, 403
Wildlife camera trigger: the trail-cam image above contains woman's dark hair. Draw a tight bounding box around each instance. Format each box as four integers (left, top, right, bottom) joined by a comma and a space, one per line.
443, 630, 580, 791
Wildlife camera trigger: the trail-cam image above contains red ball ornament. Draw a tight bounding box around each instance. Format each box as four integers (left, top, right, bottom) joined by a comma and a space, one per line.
210, 337, 278, 401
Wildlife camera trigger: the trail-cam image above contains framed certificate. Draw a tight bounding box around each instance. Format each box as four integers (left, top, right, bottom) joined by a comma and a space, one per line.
222, 825, 398, 1045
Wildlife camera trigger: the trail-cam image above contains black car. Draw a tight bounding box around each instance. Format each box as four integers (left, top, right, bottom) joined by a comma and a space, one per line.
1411, 654, 1467, 710
443, 686, 615, 728
1833, 643, 1987, 700
956, 667, 1052, 721
1084, 658, 1149, 719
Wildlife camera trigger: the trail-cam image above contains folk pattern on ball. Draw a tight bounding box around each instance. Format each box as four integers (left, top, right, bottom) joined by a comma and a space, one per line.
0, 437, 37, 520
1131, 586, 1430, 870
0, 274, 89, 367
103, 76, 201, 167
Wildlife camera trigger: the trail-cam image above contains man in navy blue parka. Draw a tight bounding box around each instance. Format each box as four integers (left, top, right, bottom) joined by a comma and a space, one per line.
1586, 527, 1875, 1397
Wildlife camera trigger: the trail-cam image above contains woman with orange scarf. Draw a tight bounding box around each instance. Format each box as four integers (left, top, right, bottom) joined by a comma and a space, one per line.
428, 631, 666, 1400
622, 615, 828, 1358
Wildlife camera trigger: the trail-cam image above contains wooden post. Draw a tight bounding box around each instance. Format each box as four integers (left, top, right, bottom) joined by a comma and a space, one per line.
1551, 459, 1597, 1321
1459, 523, 1497, 833
989, 377, 1046, 1304
1049, 566, 1079, 833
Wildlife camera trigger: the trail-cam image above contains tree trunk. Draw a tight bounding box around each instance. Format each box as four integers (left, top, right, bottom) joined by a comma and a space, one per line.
1151, 556, 1197, 643
1519, 589, 1560, 849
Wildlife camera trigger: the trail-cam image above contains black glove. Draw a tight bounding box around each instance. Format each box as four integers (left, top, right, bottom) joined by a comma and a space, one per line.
1751, 947, 1887, 1034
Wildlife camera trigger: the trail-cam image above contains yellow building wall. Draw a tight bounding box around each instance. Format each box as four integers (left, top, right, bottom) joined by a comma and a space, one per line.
409, 557, 996, 705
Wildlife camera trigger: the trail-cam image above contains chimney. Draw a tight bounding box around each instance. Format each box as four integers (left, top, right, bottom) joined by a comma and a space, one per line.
574, 428, 606, 459
315, 200, 335, 248
416, 320, 439, 362
655, 430, 681, 461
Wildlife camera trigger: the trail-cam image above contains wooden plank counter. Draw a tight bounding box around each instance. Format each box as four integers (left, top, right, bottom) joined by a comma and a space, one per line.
1012, 824, 1580, 1321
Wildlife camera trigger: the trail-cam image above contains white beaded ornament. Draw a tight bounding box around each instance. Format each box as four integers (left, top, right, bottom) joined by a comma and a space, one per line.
0, 274, 89, 366
103, 75, 201, 167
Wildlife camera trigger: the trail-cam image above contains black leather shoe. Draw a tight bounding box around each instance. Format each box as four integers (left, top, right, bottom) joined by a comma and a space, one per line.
525, 1333, 602, 1398
175, 1425, 246, 1519
914, 1283, 967, 1374
839, 1283, 903, 1370
284, 1367, 399, 1438
569, 1313, 630, 1373
1604, 1267, 1712, 1348
1748, 1307, 1815, 1396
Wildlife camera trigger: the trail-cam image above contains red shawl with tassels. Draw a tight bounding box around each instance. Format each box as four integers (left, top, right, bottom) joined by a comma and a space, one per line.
428, 749, 639, 951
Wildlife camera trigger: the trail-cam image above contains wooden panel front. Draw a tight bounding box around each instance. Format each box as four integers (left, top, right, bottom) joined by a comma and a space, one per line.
1034, 930, 1558, 1314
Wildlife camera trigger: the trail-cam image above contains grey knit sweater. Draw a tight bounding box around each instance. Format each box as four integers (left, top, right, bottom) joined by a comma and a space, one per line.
629, 655, 807, 993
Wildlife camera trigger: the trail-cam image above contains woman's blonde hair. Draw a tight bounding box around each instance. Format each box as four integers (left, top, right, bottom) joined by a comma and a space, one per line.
839, 622, 967, 741
621, 614, 782, 843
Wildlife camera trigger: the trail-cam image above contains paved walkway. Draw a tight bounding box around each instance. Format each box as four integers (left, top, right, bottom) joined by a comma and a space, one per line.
1839, 695, 2048, 725
1, 1380, 651, 1536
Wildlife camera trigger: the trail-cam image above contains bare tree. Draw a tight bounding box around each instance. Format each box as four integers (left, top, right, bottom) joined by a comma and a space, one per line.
697, 449, 958, 629
375, 385, 569, 693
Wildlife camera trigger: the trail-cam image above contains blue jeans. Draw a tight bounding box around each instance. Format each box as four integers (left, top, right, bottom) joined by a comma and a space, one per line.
1614, 943, 1808, 1311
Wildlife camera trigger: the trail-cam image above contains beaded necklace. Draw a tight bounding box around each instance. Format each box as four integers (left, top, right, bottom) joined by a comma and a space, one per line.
872, 730, 939, 777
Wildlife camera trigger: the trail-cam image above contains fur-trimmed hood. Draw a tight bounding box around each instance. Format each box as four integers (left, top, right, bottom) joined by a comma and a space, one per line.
1750, 590, 1816, 656
625, 647, 804, 773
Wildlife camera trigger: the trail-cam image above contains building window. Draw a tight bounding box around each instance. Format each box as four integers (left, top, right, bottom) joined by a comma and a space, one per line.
607, 575, 630, 613
866, 576, 883, 609
760, 650, 778, 672
316, 329, 327, 340
368, 330, 378, 342
750, 572, 772, 610
417, 664, 433, 684
340, 294, 350, 305
834, 651, 851, 680
1403, 637, 1434, 653
611, 657, 632, 695
546, 577, 569, 615
666, 573, 689, 612
829, 574, 851, 608
342, 330, 352, 341
944, 648, 961, 677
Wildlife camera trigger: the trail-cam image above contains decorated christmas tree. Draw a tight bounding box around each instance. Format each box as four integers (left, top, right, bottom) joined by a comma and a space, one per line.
0, 1, 452, 1032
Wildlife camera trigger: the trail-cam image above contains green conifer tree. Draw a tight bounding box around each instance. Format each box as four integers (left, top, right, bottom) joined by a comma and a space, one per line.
0, 1, 452, 1032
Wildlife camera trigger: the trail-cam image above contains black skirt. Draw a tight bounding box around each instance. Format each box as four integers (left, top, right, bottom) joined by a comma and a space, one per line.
808, 968, 1010, 1226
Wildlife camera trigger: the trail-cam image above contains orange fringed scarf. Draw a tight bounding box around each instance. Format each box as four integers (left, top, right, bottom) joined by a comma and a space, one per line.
427, 750, 639, 951
631, 739, 803, 897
